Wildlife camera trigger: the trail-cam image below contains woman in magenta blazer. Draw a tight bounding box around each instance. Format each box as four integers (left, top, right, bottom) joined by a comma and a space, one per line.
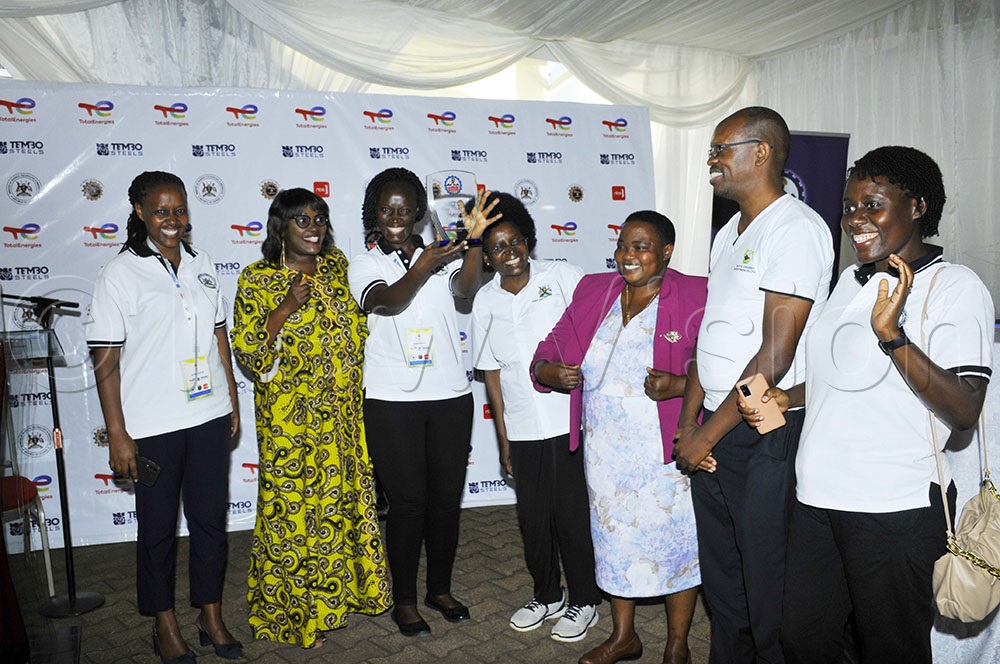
532, 210, 706, 664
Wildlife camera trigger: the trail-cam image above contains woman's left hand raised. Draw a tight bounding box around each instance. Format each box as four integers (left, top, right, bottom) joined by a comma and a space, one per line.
459, 189, 502, 240
872, 253, 913, 342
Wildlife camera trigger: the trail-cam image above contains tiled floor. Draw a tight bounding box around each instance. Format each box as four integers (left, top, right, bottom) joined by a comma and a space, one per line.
10, 504, 712, 663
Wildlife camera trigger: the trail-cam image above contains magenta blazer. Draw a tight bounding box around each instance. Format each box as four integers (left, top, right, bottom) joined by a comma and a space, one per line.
531, 269, 707, 463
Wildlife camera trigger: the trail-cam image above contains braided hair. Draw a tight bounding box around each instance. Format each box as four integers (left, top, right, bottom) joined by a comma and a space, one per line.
361, 168, 427, 244
261, 188, 333, 266
848, 146, 945, 238
121, 171, 192, 257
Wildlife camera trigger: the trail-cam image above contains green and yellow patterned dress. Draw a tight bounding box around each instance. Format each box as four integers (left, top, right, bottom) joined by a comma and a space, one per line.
231, 250, 391, 648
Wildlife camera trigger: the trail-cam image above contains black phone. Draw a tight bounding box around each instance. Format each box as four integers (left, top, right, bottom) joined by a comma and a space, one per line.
135, 455, 161, 487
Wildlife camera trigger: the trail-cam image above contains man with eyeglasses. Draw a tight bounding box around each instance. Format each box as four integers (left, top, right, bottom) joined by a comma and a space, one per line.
673, 106, 834, 664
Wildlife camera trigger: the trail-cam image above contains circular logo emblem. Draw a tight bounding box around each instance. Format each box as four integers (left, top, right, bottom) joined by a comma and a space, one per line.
260, 180, 280, 200
81, 179, 104, 201
568, 184, 584, 203
194, 174, 225, 205
197, 273, 218, 289
92, 427, 109, 447
7, 172, 41, 204
19, 424, 53, 458
782, 169, 806, 201
514, 179, 539, 206
444, 175, 463, 195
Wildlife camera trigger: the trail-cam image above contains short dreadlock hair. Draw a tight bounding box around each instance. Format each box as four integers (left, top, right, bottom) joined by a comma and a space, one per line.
847, 146, 945, 238
361, 168, 427, 244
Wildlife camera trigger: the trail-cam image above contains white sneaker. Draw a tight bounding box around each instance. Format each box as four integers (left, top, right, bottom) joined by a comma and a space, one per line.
550, 604, 598, 642
509, 588, 567, 632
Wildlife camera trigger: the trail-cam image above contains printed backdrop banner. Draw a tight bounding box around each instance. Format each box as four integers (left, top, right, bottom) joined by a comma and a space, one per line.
0, 82, 655, 550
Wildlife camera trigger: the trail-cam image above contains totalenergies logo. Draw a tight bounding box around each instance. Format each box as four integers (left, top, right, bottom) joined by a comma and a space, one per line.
3, 223, 40, 240
550, 222, 577, 236
545, 115, 572, 130
153, 102, 188, 118
78, 100, 114, 117
363, 108, 393, 124
225, 104, 258, 119
427, 111, 455, 126
601, 118, 628, 132
33, 475, 53, 493
231, 221, 263, 237
488, 113, 515, 129
295, 106, 326, 121
83, 223, 118, 240
0, 97, 35, 115
607, 224, 622, 236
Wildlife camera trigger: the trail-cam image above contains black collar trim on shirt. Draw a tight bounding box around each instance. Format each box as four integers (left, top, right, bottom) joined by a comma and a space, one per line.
853, 244, 944, 286
376, 236, 423, 270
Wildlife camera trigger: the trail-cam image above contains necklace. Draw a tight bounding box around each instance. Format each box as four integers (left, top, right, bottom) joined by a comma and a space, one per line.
622, 284, 659, 326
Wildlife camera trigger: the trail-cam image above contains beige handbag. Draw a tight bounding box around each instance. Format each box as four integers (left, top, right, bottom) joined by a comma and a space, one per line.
931, 413, 1000, 622
924, 266, 1000, 621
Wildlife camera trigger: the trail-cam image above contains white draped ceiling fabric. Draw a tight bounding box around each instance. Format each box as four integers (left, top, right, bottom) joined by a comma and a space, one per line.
0, 0, 998, 299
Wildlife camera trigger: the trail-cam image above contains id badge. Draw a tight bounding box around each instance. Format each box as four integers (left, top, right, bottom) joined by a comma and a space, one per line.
181, 356, 213, 400
406, 328, 433, 367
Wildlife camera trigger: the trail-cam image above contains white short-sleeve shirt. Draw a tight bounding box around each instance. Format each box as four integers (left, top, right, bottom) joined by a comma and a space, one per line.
85, 244, 232, 439
348, 243, 471, 401
797, 252, 994, 512
696, 194, 834, 411
471, 259, 584, 441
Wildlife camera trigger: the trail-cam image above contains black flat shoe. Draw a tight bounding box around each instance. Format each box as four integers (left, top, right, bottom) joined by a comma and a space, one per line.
391, 610, 432, 637
152, 625, 197, 663
423, 594, 470, 623
196, 621, 243, 659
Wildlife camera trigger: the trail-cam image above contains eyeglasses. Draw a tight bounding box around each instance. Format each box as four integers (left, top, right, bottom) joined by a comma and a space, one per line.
488, 236, 526, 257
707, 139, 762, 158
290, 214, 329, 228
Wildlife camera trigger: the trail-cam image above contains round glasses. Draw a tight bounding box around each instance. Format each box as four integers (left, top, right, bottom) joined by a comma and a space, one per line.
290, 214, 329, 228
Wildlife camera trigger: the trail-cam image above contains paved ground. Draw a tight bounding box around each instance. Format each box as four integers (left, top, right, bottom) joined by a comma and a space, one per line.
11, 504, 711, 663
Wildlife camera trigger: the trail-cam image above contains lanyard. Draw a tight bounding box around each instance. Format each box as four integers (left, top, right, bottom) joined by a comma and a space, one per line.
150, 245, 200, 360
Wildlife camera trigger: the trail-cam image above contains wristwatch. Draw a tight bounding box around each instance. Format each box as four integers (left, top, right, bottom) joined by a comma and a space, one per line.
878, 327, 912, 355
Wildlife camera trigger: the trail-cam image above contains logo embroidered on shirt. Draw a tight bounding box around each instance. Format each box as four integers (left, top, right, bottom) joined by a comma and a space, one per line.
662, 331, 682, 343
743, 250, 755, 265
537, 285, 552, 299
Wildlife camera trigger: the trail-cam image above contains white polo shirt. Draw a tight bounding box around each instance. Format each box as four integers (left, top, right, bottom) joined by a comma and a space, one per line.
86, 244, 232, 439
696, 194, 834, 411
472, 259, 584, 441
348, 242, 471, 401
797, 252, 994, 513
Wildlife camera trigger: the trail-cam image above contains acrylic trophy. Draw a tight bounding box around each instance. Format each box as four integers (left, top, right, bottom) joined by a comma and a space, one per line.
425, 170, 478, 243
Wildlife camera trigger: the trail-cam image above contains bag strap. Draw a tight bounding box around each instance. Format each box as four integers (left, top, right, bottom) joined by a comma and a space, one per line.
922, 266, 994, 568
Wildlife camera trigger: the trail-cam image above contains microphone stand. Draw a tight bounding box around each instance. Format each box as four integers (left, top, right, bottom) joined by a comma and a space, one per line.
1, 293, 104, 616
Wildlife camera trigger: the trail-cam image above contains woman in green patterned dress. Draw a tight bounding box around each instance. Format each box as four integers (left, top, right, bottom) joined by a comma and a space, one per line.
231, 188, 391, 649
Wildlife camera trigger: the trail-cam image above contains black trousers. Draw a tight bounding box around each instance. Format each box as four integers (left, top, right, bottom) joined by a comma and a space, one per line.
134, 414, 231, 614
364, 394, 473, 605
508, 434, 601, 607
690, 408, 804, 664
781, 483, 954, 664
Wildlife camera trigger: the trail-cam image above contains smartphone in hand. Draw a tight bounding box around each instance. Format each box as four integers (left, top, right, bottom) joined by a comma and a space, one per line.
737, 373, 786, 434
135, 455, 161, 487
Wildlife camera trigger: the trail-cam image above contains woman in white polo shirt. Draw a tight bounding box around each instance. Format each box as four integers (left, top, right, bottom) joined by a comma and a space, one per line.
88, 171, 242, 663
347, 167, 498, 637
740, 147, 994, 664
470, 192, 602, 644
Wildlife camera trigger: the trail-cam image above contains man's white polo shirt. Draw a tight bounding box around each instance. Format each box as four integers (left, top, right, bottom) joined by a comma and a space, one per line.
471, 260, 584, 441
348, 242, 471, 401
696, 194, 834, 411
86, 245, 232, 439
